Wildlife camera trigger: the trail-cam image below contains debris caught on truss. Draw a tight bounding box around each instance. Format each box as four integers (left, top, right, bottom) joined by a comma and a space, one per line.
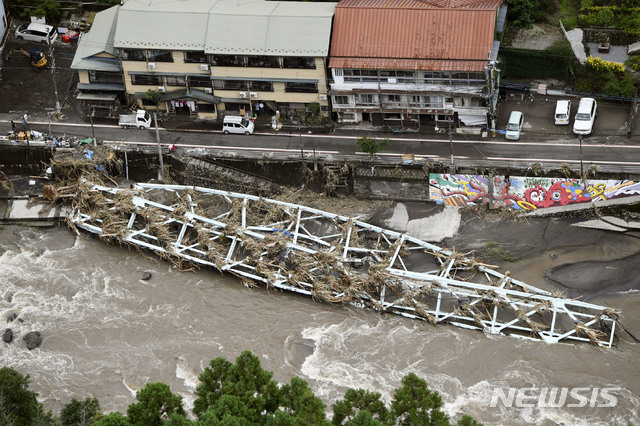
69, 182, 620, 347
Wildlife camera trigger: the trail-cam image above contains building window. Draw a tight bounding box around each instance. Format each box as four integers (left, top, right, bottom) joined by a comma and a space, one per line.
249, 81, 273, 91
344, 69, 378, 82
165, 75, 186, 86
247, 56, 279, 68
333, 95, 350, 105
357, 93, 377, 105
131, 74, 163, 86
211, 55, 246, 67
383, 94, 402, 103
283, 57, 316, 69
148, 50, 173, 62
198, 103, 216, 113
120, 49, 146, 61
285, 82, 317, 93
184, 51, 208, 63
213, 80, 248, 90
88, 71, 123, 84
190, 75, 211, 87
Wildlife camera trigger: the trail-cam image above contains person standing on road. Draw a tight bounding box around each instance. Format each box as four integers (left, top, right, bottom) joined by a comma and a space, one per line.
22, 113, 28, 127
11, 120, 16, 133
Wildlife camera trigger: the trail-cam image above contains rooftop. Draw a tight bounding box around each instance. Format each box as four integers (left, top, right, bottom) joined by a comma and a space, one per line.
114, 0, 337, 56
329, 0, 502, 71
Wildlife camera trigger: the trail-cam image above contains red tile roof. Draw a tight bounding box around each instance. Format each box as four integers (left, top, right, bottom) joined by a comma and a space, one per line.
329, 0, 502, 71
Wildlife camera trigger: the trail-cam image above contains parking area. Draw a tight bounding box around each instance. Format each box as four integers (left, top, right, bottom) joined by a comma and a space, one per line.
497, 95, 635, 142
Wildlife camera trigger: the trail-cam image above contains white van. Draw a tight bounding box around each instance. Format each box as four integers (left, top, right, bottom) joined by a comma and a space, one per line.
222, 116, 255, 135
554, 100, 571, 125
573, 98, 597, 135
15, 23, 58, 45
505, 111, 524, 140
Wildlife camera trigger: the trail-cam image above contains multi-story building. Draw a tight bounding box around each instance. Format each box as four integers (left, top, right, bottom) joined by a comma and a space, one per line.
71, 6, 125, 116
328, 0, 504, 131
72, 0, 337, 120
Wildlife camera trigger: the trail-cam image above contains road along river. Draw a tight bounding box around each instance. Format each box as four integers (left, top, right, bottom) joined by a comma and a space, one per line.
1, 203, 639, 425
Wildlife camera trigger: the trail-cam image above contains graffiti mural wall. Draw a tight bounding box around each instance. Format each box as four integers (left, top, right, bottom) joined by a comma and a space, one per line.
429, 174, 640, 210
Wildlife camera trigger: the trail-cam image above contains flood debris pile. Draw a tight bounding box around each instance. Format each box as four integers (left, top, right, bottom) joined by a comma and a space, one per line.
66, 181, 621, 347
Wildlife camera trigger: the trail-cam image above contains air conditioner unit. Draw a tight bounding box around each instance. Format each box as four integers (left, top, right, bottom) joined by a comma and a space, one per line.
147, 62, 156, 69
157, 86, 166, 92
239, 92, 247, 98
250, 92, 258, 98
200, 64, 209, 71
204, 87, 213, 94
318, 94, 327, 101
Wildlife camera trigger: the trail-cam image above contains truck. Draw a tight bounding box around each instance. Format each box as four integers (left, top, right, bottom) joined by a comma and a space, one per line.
119, 110, 152, 129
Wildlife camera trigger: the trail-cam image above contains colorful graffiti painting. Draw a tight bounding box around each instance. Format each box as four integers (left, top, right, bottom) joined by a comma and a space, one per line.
429, 174, 640, 210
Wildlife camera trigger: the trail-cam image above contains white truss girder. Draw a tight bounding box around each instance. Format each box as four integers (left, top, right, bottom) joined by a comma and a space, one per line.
70, 183, 620, 347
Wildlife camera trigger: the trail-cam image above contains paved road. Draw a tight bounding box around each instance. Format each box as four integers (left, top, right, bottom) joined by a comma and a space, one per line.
3, 114, 640, 176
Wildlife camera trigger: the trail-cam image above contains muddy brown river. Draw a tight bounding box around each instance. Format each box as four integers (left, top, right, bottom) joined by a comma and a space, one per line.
1, 205, 639, 425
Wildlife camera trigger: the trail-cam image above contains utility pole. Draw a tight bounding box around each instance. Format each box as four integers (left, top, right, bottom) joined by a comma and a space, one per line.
154, 112, 164, 181
90, 107, 97, 147
49, 44, 61, 114
449, 114, 454, 170
45, 107, 54, 138
299, 123, 303, 160
579, 135, 584, 185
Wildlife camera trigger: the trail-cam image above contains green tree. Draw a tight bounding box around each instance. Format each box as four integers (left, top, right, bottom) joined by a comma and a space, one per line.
332, 388, 388, 425
60, 397, 101, 426
145, 89, 162, 108
277, 376, 329, 425
164, 413, 194, 425
93, 412, 133, 426
389, 373, 449, 425
356, 136, 388, 157
0, 367, 46, 426
10, 0, 61, 21
457, 414, 483, 426
193, 351, 280, 423
126, 382, 186, 426
602, 72, 637, 98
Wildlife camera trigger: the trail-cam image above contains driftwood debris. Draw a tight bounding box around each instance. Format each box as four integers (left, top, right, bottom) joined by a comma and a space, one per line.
65, 180, 620, 347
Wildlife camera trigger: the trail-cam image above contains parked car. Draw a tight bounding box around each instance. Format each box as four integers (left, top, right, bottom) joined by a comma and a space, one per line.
505, 111, 524, 140
554, 100, 571, 125
573, 98, 597, 135
223, 116, 255, 135
15, 23, 58, 45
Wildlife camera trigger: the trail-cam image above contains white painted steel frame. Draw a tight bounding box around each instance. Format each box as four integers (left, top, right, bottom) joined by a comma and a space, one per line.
70, 183, 620, 347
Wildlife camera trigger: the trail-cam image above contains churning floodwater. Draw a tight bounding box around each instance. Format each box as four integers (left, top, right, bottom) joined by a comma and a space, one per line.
1, 221, 639, 425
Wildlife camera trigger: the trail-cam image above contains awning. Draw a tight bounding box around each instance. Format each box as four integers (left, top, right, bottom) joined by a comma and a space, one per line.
77, 82, 125, 92
458, 114, 487, 126
76, 92, 118, 102
158, 88, 220, 103
211, 76, 318, 84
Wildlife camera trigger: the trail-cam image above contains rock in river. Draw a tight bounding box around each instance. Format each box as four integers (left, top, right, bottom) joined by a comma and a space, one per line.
23, 331, 43, 350
2, 329, 12, 343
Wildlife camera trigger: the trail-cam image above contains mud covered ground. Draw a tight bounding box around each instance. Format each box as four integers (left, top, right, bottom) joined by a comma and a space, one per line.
0, 37, 81, 118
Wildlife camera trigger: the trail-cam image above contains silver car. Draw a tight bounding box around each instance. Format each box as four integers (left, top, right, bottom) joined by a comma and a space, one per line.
15, 23, 58, 44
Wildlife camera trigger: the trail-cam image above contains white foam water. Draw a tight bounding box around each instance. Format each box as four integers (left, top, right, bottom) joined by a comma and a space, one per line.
1, 225, 639, 425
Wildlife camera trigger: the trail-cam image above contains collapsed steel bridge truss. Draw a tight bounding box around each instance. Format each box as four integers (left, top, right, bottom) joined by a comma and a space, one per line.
70, 183, 620, 347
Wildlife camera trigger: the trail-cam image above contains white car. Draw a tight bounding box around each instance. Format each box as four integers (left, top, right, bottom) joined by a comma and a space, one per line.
505, 111, 524, 140
554, 100, 571, 125
573, 98, 597, 135
15, 23, 58, 44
